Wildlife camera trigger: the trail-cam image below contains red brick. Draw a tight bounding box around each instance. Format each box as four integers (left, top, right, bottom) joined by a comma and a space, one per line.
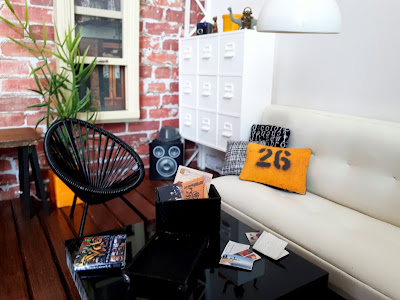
128, 121, 160, 132
149, 108, 178, 119
153, 0, 182, 8
148, 82, 166, 93
169, 82, 179, 92
146, 52, 177, 65
26, 112, 46, 126
0, 160, 12, 172
171, 67, 179, 79
162, 94, 178, 105
0, 113, 25, 127
0, 97, 42, 112
140, 65, 152, 78
36, 60, 57, 76
0, 23, 24, 39
163, 39, 179, 51
145, 22, 180, 36
101, 123, 126, 134
190, 11, 204, 24
0, 186, 21, 201
140, 36, 160, 50
29, 25, 55, 40
165, 9, 185, 24
1, 42, 52, 58
0, 60, 30, 75
149, 131, 158, 140
185, 140, 196, 150
31, 0, 53, 5
119, 133, 148, 146
0, 6, 53, 24
2, 78, 37, 92
140, 109, 148, 120
155, 67, 171, 79
162, 118, 179, 128
135, 144, 149, 155
140, 95, 160, 107
141, 5, 163, 20
0, 148, 18, 159
0, 174, 17, 186
139, 81, 145, 94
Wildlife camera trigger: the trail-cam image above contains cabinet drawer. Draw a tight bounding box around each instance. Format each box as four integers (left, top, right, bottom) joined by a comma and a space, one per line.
218, 76, 242, 116
180, 75, 197, 107
217, 115, 241, 151
198, 36, 218, 74
180, 39, 197, 74
219, 34, 244, 75
197, 111, 217, 147
180, 107, 197, 141
198, 76, 217, 111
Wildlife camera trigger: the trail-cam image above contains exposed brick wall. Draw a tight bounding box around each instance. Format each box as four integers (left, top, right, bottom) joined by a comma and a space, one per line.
0, 0, 204, 200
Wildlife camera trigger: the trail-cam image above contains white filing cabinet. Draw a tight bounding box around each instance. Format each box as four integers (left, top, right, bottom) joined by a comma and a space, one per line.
179, 30, 275, 152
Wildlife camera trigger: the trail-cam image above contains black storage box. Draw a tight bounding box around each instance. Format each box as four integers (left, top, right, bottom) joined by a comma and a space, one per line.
156, 184, 221, 265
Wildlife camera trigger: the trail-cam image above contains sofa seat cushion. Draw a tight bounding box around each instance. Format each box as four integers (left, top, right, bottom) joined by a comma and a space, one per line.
212, 176, 400, 300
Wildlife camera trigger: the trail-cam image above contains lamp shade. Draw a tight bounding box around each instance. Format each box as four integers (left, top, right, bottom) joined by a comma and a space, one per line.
257, 0, 341, 33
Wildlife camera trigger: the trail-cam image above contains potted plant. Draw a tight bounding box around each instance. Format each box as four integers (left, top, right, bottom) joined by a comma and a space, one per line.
0, 0, 97, 207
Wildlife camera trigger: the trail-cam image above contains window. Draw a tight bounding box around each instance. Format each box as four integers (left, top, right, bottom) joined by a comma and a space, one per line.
54, 0, 139, 122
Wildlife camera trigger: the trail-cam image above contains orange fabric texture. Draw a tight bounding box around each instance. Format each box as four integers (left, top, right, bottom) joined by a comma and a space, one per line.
239, 143, 312, 194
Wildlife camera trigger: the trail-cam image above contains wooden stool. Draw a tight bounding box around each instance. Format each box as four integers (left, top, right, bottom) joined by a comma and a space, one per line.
0, 128, 50, 218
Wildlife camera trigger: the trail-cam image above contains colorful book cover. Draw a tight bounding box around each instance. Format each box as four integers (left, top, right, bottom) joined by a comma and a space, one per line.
174, 166, 213, 190
157, 183, 183, 202
73, 234, 127, 272
181, 176, 206, 199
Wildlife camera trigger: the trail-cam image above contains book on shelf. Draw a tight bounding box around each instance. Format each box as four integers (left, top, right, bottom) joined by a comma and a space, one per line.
73, 234, 127, 272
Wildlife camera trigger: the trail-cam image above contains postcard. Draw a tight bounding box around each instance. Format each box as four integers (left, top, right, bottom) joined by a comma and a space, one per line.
253, 231, 288, 260
219, 254, 254, 271
245, 231, 262, 245
235, 249, 261, 261
174, 166, 213, 191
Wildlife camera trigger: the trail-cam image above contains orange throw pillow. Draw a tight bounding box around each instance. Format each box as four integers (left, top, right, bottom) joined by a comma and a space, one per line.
239, 143, 312, 194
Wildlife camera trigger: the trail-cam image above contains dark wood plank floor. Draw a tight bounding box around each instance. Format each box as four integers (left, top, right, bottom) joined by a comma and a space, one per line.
0, 174, 170, 300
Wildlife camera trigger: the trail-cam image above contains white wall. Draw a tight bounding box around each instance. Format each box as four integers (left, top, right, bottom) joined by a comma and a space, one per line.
210, 0, 400, 123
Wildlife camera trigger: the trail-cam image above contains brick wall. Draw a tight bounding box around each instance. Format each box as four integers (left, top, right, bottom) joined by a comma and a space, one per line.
0, 0, 204, 200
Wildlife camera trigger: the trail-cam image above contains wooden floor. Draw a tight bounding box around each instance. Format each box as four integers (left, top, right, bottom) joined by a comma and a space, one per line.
0, 175, 171, 300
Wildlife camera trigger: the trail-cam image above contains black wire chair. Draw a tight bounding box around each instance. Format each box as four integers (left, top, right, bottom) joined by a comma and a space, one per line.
44, 119, 145, 236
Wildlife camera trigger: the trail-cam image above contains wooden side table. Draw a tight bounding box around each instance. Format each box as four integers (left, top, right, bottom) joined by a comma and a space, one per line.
0, 128, 50, 218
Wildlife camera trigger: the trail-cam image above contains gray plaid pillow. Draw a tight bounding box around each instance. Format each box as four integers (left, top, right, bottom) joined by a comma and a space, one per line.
221, 141, 265, 176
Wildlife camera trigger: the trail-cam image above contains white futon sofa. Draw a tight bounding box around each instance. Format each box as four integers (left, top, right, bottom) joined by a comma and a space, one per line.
212, 105, 400, 300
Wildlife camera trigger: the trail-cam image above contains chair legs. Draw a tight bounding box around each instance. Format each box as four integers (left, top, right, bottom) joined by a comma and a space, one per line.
79, 202, 89, 237
120, 195, 147, 221
70, 194, 77, 219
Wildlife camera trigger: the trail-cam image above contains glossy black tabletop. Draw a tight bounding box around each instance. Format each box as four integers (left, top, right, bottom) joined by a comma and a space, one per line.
65, 211, 328, 300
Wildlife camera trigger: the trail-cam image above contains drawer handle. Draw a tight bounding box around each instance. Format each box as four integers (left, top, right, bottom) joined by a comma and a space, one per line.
202, 45, 212, 59
221, 131, 232, 138
201, 118, 210, 131
183, 81, 192, 94
224, 42, 235, 58
222, 122, 233, 137
183, 46, 192, 60
223, 83, 234, 99
184, 114, 192, 126
201, 82, 211, 96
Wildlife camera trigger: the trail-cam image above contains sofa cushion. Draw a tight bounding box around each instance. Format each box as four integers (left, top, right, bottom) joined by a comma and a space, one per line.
240, 144, 312, 194
212, 176, 400, 300
221, 140, 265, 176
250, 124, 291, 147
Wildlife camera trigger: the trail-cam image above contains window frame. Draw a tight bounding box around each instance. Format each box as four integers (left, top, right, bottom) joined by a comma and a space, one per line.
54, 0, 140, 123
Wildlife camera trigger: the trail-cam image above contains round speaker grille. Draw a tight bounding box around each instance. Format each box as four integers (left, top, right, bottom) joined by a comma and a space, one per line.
153, 146, 165, 158
156, 157, 178, 178
168, 146, 181, 159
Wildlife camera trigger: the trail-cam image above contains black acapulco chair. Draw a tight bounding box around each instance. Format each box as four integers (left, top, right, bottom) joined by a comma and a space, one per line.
44, 118, 145, 237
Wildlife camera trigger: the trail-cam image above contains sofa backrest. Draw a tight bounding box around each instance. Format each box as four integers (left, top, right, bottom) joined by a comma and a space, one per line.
262, 105, 400, 228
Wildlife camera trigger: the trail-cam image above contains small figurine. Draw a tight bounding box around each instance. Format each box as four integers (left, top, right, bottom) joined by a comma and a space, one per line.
227, 7, 257, 30
211, 16, 218, 33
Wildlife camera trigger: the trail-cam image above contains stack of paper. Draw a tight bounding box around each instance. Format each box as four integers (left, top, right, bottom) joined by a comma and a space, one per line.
252, 231, 289, 260
219, 241, 261, 271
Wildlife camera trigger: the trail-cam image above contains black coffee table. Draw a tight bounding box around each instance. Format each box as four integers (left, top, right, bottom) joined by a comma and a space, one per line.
65, 211, 329, 300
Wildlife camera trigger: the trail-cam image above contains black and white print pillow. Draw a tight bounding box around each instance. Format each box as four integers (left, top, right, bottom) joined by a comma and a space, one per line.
221, 140, 265, 176
249, 124, 291, 148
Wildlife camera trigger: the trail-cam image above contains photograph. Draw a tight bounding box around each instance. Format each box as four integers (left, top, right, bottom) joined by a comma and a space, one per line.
245, 231, 262, 245
219, 254, 254, 271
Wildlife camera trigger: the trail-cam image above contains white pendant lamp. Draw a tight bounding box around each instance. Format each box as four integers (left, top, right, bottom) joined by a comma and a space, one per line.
257, 0, 342, 33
